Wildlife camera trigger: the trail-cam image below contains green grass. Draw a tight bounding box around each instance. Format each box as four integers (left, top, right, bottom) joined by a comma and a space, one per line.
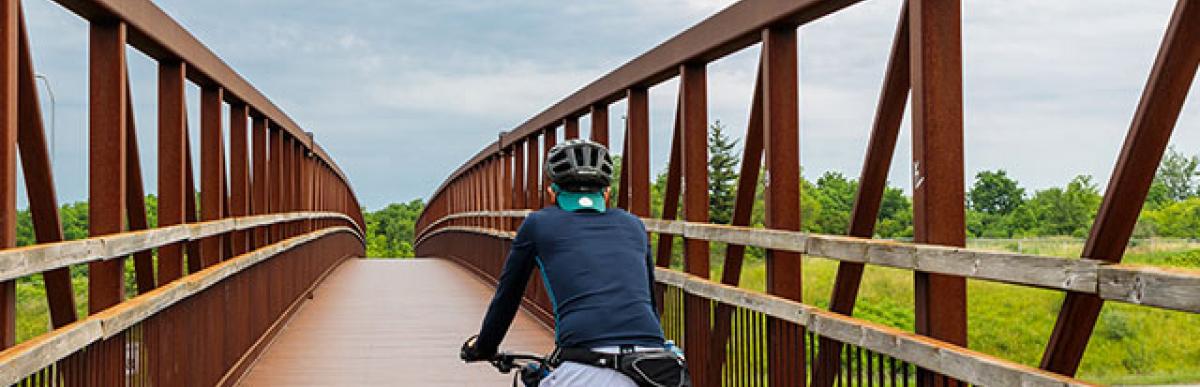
15, 258, 145, 342
711, 246, 1200, 385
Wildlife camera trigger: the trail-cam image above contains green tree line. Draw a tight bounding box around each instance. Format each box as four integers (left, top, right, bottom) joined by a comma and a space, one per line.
360, 124, 1198, 259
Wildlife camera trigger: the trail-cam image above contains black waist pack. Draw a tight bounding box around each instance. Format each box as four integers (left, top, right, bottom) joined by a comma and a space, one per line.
551, 346, 692, 387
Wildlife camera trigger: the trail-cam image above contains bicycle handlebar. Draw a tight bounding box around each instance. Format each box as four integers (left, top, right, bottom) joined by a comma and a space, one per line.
489, 351, 550, 374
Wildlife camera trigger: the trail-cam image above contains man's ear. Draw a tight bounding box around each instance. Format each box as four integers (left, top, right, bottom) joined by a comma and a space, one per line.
604, 188, 612, 202
545, 187, 557, 204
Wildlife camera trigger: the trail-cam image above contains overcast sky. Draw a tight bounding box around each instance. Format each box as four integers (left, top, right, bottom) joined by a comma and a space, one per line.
16, 0, 1199, 210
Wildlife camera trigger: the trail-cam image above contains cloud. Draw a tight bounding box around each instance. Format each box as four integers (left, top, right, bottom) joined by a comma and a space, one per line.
14, 0, 1200, 210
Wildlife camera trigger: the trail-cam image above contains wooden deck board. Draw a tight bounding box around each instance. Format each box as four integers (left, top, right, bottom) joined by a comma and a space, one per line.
238, 258, 554, 386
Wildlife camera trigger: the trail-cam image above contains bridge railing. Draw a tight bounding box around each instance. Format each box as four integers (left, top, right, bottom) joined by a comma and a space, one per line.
415, 0, 1198, 386
0, 0, 365, 385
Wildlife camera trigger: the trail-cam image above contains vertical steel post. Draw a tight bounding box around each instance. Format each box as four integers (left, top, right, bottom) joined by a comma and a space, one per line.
616, 127, 630, 209
624, 87, 652, 217
503, 145, 514, 230
543, 127, 557, 207
88, 19, 127, 385
0, 0, 15, 349
184, 128, 202, 273
158, 60, 187, 284
201, 85, 226, 267
564, 116, 579, 140
591, 103, 609, 146
270, 126, 283, 241
763, 25, 804, 387
680, 62, 711, 387
251, 115, 268, 248
1041, 0, 1199, 375
910, 1, 967, 386
88, 19, 127, 314
513, 139, 526, 212
526, 133, 540, 209
230, 102, 250, 254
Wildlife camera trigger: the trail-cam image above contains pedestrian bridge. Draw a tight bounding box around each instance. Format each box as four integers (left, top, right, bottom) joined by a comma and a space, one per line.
0, 0, 1197, 386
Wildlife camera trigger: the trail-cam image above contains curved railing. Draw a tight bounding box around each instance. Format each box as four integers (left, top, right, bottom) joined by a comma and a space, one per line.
415, 1, 1199, 386
0, 0, 365, 385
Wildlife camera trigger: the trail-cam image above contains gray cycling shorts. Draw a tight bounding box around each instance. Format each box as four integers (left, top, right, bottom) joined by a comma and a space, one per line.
541, 361, 637, 387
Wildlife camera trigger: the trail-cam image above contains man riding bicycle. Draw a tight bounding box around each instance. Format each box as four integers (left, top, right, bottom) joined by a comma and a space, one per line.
460, 139, 690, 387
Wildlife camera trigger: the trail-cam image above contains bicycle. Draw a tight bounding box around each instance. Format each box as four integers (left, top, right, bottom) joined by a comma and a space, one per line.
489, 351, 553, 387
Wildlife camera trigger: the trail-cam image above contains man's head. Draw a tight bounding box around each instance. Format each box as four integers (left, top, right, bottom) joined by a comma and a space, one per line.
544, 139, 614, 213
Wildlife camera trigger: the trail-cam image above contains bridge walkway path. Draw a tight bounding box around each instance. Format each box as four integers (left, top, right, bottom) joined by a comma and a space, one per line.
238, 259, 554, 386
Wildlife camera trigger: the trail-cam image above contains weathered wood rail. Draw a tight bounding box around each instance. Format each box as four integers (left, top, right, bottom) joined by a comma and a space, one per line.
418, 212, 1200, 315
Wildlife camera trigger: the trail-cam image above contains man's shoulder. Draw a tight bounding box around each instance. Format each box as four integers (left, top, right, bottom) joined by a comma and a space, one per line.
607, 209, 646, 228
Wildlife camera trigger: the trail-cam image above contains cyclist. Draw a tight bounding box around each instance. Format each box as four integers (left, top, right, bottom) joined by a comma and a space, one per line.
460, 139, 689, 387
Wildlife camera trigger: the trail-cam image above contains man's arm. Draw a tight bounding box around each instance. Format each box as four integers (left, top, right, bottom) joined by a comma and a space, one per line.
473, 215, 538, 357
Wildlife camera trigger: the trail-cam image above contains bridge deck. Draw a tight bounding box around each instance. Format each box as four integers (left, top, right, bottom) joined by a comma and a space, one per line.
237, 259, 555, 386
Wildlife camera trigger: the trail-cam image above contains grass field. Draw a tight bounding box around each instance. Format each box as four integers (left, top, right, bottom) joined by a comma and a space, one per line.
714, 245, 1200, 385
11, 240, 1200, 384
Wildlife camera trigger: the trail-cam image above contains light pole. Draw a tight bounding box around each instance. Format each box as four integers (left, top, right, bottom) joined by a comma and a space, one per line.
34, 74, 55, 166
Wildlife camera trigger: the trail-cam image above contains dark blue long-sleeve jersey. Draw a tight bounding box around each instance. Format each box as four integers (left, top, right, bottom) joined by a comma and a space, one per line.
474, 206, 665, 354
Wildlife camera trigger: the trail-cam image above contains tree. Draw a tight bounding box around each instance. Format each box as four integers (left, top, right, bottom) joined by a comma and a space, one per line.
968, 170, 1025, 215
1140, 197, 1200, 238
875, 185, 913, 238
364, 199, 425, 258
1021, 175, 1102, 237
708, 121, 739, 224
811, 171, 857, 234
1154, 146, 1199, 202
609, 155, 623, 204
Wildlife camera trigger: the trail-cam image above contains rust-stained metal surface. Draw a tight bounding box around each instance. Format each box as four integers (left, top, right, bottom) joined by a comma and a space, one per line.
238, 259, 554, 387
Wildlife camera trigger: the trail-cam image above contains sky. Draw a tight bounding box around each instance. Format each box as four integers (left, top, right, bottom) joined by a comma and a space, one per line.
15, 0, 1200, 210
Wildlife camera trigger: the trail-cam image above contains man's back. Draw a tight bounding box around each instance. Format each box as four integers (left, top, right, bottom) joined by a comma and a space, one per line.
475, 206, 664, 354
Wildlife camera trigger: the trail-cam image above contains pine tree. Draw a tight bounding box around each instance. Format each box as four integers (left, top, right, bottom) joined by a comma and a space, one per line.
708, 121, 739, 224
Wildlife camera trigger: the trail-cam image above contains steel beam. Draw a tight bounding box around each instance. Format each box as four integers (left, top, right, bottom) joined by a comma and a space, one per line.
158, 60, 186, 284
251, 115, 267, 248
230, 103, 249, 254
124, 79, 155, 294
201, 85, 225, 267
184, 123, 201, 274
591, 103, 609, 146
16, 13, 76, 328
616, 126, 630, 209
708, 61, 764, 383
526, 134, 539, 209
763, 25, 804, 387
542, 127, 556, 207
269, 126, 282, 241
1041, 0, 1200, 376
680, 62, 711, 387
87, 19, 127, 314
654, 92, 684, 268
87, 19, 128, 386
910, 1, 967, 385
814, 4, 910, 386
0, 0, 15, 349
564, 116, 579, 140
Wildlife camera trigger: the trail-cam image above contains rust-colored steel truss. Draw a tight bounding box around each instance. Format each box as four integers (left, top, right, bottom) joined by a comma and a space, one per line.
415, 0, 1200, 386
0, 0, 365, 385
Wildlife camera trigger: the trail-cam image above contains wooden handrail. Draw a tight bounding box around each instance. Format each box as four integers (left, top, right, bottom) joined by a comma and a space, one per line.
0, 211, 357, 283
0, 226, 361, 385
418, 220, 1200, 314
